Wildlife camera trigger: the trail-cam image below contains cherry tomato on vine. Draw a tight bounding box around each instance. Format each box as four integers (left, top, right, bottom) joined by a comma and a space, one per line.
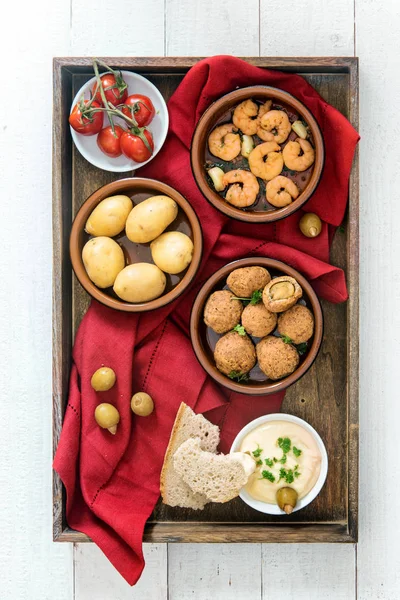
97, 125, 125, 158
92, 73, 128, 106
120, 128, 154, 163
69, 100, 104, 136
121, 94, 155, 127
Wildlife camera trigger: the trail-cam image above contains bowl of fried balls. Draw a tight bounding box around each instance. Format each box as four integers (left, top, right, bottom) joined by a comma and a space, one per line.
190, 257, 323, 395
70, 178, 203, 312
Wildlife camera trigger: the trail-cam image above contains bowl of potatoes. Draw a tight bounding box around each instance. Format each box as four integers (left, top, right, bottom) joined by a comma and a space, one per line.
70, 178, 203, 312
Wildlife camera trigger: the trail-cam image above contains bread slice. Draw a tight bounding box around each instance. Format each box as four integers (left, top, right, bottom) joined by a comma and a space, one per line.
173, 437, 255, 503
160, 403, 220, 509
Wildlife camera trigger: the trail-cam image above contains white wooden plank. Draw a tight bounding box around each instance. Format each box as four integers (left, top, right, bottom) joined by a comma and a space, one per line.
261, 544, 356, 599
74, 543, 168, 599
356, 1, 400, 598
260, 0, 354, 56
168, 544, 262, 600
166, 0, 259, 56
71, 0, 165, 56
0, 0, 74, 598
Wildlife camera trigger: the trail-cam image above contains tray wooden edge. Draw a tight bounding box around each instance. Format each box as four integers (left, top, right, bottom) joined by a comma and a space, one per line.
54, 523, 356, 544
52, 56, 360, 544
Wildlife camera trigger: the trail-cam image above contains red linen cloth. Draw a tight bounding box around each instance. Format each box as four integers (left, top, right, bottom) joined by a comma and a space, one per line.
53, 55, 359, 585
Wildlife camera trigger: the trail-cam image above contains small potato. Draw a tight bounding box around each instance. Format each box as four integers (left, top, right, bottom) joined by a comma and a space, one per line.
82, 237, 125, 288
85, 195, 133, 237
113, 263, 166, 303
125, 195, 178, 243
150, 231, 194, 274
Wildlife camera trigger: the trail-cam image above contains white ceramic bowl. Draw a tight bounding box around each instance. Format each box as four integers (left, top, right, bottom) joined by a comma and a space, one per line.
230, 413, 328, 515
70, 70, 169, 172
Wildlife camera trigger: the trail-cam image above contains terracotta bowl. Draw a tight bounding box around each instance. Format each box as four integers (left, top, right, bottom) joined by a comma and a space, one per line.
190, 257, 323, 395
191, 86, 324, 223
70, 178, 203, 312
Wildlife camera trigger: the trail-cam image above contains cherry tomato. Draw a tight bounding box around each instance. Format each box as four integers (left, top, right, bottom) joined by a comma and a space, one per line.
120, 129, 154, 163
97, 125, 125, 158
69, 100, 103, 136
92, 73, 128, 106
121, 94, 155, 127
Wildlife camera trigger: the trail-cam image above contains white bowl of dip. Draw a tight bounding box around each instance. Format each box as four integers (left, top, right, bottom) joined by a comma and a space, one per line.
230, 414, 328, 515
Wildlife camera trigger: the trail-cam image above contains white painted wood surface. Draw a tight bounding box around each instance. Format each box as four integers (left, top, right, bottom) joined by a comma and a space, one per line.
1, 0, 399, 598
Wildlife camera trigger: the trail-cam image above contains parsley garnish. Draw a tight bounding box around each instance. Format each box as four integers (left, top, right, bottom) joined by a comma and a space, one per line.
230, 289, 263, 306
293, 446, 302, 457
250, 290, 263, 305
233, 324, 246, 336
264, 458, 274, 467
252, 444, 263, 458
296, 342, 308, 356
281, 335, 293, 344
260, 470, 275, 482
256, 459, 263, 466
278, 468, 295, 484
278, 437, 291, 454
228, 370, 249, 382
279, 454, 287, 464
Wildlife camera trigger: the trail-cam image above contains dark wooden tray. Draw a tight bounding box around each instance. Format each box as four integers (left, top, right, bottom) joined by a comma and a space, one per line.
53, 57, 359, 543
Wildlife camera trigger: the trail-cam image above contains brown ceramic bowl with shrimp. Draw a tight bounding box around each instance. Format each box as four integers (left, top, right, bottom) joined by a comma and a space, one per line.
70, 178, 203, 312
190, 257, 323, 395
191, 86, 324, 223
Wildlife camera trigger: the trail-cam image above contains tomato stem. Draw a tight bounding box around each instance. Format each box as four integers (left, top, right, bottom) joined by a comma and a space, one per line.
93, 60, 116, 135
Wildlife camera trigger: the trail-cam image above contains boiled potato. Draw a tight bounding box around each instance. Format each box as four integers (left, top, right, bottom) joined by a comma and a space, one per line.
85, 195, 133, 237
150, 231, 194, 274
125, 195, 178, 243
113, 263, 166, 303
82, 237, 125, 288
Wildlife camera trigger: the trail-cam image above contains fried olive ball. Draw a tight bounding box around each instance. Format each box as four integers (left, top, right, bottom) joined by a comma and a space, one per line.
277, 304, 314, 344
256, 336, 299, 380
204, 290, 243, 334
262, 276, 302, 313
241, 303, 277, 338
214, 331, 256, 376
227, 266, 271, 298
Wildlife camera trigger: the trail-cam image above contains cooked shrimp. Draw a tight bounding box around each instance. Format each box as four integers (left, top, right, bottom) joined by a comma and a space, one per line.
208, 123, 241, 161
266, 176, 299, 207
282, 138, 315, 172
248, 141, 284, 181
233, 100, 259, 135
258, 100, 273, 120
222, 170, 259, 207
257, 110, 291, 143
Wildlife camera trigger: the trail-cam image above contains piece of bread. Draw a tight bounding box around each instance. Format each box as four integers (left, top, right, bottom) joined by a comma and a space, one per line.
173, 437, 255, 503
160, 403, 220, 510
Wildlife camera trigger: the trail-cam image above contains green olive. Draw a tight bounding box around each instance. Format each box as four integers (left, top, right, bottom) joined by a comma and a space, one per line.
276, 487, 298, 514
95, 403, 120, 434
299, 213, 322, 238
131, 392, 154, 417
91, 367, 116, 392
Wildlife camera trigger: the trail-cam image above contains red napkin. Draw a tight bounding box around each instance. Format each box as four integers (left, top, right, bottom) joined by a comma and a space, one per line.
53, 56, 359, 585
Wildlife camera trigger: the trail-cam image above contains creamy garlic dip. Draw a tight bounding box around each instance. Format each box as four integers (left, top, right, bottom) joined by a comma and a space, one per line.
239, 420, 322, 504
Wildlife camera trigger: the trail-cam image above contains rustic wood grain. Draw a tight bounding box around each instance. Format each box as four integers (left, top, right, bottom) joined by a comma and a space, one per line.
53, 57, 359, 544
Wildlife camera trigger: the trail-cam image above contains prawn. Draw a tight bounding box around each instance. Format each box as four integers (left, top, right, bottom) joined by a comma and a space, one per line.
248, 141, 283, 181
233, 100, 259, 135
266, 176, 299, 208
222, 170, 259, 208
208, 123, 241, 161
257, 110, 291, 144
282, 138, 315, 172
258, 99, 272, 120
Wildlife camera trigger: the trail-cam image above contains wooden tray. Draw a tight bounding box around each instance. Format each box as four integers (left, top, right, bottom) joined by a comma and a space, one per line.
53, 57, 359, 544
